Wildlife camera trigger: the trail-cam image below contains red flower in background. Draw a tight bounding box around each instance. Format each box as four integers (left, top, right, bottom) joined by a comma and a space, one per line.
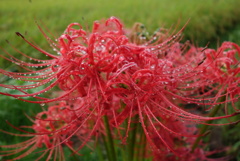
0, 102, 83, 160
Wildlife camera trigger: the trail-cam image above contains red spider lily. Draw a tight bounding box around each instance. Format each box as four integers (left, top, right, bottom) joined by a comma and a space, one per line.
195, 42, 240, 112
0, 17, 240, 160
152, 122, 231, 161
146, 114, 232, 161
0, 101, 94, 161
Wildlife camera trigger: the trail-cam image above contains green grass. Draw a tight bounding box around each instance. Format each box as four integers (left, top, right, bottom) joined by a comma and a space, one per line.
0, 0, 240, 160
1, 0, 240, 46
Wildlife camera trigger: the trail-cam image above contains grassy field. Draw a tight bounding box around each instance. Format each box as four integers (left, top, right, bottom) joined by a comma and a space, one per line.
1, 0, 240, 46
0, 0, 240, 160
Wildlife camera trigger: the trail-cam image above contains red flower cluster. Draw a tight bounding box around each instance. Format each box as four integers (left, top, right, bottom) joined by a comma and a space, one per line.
0, 17, 239, 160
0, 102, 85, 160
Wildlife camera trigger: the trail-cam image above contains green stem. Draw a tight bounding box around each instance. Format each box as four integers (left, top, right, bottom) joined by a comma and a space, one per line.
126, 118, 138, 161
140, 129, 147, 161
96, 139, 104, 161
103, 116, 117, 161
135, 126, 146, 161
191, 97, 225, 152
102, 133, 111, 161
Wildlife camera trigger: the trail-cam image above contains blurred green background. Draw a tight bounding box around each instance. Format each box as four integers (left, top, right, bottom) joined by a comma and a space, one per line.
0, 0, 240, 160
1, 0, 240, 47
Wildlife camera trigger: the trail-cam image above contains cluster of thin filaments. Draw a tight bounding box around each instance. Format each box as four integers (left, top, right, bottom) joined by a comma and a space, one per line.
0, 17, 239, 161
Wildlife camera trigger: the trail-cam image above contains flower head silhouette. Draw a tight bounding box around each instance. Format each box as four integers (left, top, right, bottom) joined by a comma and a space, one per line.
0, 17, 239, 160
